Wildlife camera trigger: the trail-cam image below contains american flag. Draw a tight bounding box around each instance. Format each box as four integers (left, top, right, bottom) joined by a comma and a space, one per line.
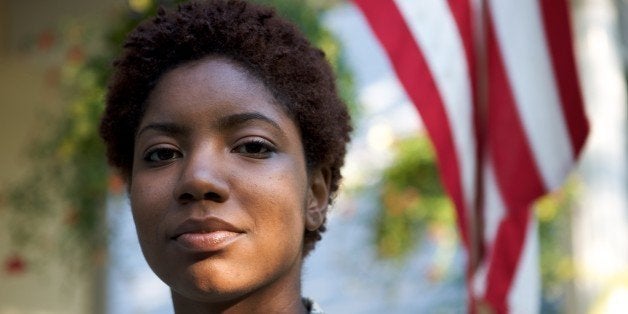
353, 0, 589, 312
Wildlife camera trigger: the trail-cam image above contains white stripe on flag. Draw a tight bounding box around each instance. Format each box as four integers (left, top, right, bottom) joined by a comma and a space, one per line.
472, 160, 506, 298
508, 217, 541, 314
393, 0, 477, 213
488, 0, 575, 190
482, 160, 506, 249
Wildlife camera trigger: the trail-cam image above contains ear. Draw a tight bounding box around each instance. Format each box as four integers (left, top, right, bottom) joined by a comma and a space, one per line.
305, 167, 332, 231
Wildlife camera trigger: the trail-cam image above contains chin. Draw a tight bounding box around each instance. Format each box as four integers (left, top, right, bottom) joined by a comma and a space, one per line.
164, 259, 257, 303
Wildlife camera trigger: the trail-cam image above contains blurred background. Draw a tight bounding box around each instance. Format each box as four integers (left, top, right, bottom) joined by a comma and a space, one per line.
0, 0, 625, 313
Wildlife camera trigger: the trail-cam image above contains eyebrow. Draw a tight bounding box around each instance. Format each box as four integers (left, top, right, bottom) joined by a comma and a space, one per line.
217, 112, 283, 134
136, 122, 187, 139
135, 112, 284, 139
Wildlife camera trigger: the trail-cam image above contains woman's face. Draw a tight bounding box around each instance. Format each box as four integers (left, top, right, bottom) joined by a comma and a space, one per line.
130, 57, 328, 304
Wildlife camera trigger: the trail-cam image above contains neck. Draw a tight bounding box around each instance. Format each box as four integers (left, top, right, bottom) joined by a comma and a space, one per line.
172, 288, 307, 314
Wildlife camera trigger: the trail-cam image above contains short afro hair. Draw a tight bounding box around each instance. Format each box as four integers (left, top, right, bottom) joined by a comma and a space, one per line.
99, 0, 352, 254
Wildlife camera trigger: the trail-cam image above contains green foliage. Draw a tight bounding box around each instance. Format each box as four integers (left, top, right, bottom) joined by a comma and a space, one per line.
535, 178, 580, 305
3, 1, 174, 261
374, 135, 455, 260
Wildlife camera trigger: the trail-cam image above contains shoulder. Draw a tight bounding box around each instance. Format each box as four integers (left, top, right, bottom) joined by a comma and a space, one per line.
302, 297, 325, 314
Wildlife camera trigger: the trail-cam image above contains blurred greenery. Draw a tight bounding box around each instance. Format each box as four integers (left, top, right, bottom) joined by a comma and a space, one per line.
3, 0, 354, 267
374, 135, 455, 260
536, 178, 581, 308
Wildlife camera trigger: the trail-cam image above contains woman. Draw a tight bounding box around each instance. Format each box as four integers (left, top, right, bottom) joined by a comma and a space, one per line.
99, 0, 351, 313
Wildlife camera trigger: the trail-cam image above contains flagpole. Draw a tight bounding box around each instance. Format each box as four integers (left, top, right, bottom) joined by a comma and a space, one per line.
470, 0, 488, 311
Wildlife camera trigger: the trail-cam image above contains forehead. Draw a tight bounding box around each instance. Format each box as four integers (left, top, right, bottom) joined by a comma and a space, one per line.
142, 57, 292, 127
151, 57, 271, 106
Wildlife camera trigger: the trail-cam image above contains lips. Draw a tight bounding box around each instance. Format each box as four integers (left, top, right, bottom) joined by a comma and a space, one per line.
171, 217, 244, 253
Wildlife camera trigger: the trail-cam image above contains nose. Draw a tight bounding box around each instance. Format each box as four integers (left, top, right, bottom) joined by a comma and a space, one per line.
173, 150, 229, 204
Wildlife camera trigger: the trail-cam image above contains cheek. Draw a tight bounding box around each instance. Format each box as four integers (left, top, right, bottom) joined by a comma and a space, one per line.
242, 164, 308, 240
129, 173, 172, 245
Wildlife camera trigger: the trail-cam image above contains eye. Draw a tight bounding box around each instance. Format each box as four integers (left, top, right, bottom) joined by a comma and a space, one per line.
143, 147, 182, 163
232, 139, 276, 159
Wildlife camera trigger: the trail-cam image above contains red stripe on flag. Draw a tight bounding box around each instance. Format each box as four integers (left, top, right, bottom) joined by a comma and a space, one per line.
484, 210, 532, 312
485, 19, 546, 210
447, 0, 475, 82
539, 0, 589, 154
446, 0, 479, 147
483, 8, 546, 310
354, 0, 471, 249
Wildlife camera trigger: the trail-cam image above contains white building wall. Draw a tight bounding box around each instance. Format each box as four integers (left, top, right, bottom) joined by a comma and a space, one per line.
572, 0, 628, 313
